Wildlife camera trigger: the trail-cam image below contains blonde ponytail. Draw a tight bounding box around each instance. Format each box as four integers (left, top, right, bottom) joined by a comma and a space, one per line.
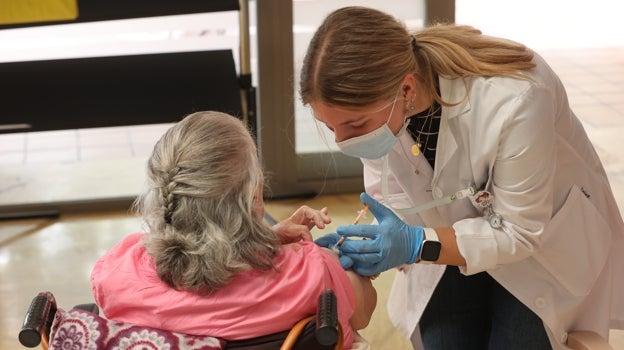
300, 6, 535, 108
413, 24, 535, 105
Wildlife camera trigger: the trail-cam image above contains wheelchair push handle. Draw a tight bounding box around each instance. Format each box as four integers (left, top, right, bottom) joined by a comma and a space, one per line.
19, 291, 57, 348
315, 289, 339, 346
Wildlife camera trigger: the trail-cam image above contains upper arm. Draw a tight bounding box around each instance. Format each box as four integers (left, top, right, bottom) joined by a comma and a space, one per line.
492, 84, 557, 244
321, 247, 377, 330
454, 82, 559, 273
345, 270, 377, 330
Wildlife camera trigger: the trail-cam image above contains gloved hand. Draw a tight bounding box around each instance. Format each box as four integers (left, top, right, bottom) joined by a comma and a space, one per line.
314, 233, 354, 269
337, 193, 424, 276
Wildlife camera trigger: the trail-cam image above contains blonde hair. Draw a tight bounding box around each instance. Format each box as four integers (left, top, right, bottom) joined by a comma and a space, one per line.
299, 6, 535, 107
135, 111, 279, 294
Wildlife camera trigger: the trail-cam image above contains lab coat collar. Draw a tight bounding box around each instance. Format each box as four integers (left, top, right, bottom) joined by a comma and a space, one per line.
439, 76, 471, 119
432, 77, 471, 185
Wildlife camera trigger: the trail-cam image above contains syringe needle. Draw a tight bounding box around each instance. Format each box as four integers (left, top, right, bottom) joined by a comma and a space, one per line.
332, 204, 369, 252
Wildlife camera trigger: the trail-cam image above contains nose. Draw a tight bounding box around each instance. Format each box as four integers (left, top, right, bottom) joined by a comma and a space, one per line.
320, 123, 346, 143
333, 133, 343, 143
332, 128, 349, 143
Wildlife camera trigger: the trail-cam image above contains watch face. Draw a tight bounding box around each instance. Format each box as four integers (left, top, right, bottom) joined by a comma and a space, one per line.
421, 240, 442, 261
489, 213, 502, 228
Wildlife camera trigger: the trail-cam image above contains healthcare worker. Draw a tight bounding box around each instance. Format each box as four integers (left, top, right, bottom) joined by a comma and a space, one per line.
303, 6, 624, 350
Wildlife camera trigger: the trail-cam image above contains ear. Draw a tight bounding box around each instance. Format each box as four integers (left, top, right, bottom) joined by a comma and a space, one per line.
401, 73, 417, 101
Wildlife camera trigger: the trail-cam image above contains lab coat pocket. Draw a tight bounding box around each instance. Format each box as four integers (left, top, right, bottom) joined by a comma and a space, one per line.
535, 185, 612, 296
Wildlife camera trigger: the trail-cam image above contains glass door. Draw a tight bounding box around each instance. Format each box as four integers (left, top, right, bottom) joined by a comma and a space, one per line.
256, 0, 428, 198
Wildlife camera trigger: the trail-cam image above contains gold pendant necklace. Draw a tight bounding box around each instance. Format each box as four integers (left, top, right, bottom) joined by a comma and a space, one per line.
412, 143, 420, 156
409, 103, 440, 157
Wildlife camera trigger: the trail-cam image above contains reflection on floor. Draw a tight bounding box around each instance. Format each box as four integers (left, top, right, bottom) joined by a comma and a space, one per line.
1, 47, 624, 349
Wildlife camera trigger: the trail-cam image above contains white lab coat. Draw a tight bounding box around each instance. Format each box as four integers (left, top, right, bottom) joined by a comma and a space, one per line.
361, 53, 624, 349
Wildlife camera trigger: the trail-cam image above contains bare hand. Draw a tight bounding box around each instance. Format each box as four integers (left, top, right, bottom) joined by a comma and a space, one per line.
273, 206, 331, 243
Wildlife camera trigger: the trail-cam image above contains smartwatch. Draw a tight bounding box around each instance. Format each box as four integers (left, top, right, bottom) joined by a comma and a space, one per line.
418, 228, 441, 263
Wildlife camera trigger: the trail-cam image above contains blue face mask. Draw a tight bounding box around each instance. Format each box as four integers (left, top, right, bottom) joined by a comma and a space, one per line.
336, 93, 408, 159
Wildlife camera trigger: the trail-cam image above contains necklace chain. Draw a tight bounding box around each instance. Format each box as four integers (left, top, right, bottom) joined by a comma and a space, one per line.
414, 104, 441, 152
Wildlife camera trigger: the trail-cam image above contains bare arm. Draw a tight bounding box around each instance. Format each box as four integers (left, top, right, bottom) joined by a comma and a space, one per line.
345, 270, 377, 329
322, 248, 377, 330
434, 227, 467, 266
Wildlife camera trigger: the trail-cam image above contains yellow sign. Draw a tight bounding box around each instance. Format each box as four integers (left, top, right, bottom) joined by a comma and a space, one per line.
0, 0, 77, 25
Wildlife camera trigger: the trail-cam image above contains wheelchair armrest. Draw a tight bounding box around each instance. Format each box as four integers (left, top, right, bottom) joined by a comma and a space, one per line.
19, 292, 57, 348
315, 289, 338, 346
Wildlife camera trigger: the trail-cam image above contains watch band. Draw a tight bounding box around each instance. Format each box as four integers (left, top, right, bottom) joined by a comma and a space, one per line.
423, 227, 439, 242
418, 228, 441, 264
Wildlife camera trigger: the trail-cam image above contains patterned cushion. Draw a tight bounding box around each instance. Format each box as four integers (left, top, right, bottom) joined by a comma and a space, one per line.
49, 308, 225, 350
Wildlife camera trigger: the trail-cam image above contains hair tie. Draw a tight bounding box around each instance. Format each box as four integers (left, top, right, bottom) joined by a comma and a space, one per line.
411, 37, 419, 52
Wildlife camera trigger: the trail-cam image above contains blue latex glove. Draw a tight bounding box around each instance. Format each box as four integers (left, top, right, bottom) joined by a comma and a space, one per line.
314, 233, 354, 269
337, 193, 424, 276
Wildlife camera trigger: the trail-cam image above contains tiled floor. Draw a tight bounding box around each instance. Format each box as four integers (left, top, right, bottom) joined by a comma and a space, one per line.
0, 124, 172, 212
0, 123, 169, 165
1, 46, 623, 349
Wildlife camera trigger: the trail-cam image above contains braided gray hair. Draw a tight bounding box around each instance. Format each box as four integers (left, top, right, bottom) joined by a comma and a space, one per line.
162, 166, 180, 224
134, 111, 279, 294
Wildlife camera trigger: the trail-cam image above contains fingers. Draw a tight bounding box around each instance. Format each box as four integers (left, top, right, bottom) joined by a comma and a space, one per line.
314, 233, 341, 248
336, 224, 378, 239
359, 192, 392, 221
343, 252, 383, 265
338, 237, 380, 254
307, 206, 332, 229
288, 224, 313, 241
275, 205, 332, 243
274, 221, 313, 243
292, 205, 331, 230
298, 230, 314, 242
314, 234, 356, 270
339, 255, 354, 270
342, 253, 388, 276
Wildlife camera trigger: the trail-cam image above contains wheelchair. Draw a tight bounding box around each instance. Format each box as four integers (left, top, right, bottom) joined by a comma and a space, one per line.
19, 290, 343, 350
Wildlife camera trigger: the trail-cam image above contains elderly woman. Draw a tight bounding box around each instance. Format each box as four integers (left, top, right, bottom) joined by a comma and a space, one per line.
90, 111, 376, 349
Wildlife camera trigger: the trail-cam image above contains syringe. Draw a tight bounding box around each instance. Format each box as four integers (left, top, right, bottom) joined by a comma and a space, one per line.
331, 204, 369, 253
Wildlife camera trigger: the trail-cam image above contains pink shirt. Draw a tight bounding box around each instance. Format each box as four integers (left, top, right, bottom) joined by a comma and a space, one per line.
91, 233, 355, 348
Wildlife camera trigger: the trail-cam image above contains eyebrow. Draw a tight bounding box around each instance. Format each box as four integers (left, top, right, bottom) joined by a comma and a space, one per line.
312, 109, 359, 124
340, 116, 369, 127
338, 99, 395, 125
314, 98, 394, 125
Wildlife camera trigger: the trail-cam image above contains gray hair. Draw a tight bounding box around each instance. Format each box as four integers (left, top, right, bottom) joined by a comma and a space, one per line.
135, 111, 279, 294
